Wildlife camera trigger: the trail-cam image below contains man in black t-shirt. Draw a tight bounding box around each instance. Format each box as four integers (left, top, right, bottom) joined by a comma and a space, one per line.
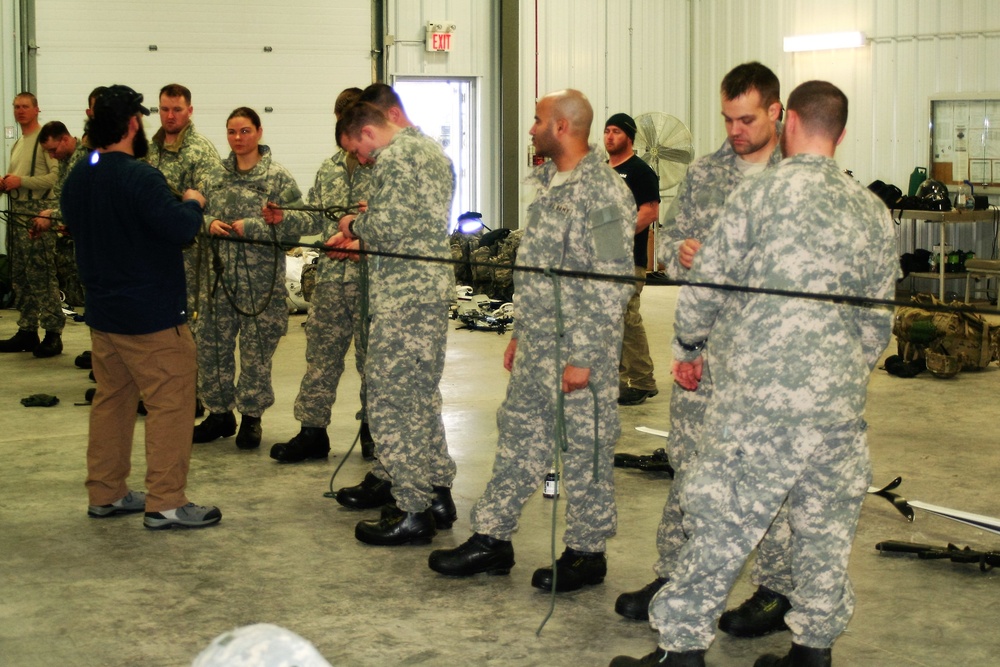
605, 113, 660, 405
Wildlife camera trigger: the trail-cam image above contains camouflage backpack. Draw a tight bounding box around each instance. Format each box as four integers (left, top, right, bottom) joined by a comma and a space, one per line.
449, 228, 484, 287
470, 228, 523, 302
893, 293, 1000, 376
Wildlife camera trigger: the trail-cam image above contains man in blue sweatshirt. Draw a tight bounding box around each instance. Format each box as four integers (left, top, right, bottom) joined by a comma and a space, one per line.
61, 84, 221, 530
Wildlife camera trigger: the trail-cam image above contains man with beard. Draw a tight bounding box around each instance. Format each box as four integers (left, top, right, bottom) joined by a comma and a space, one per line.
61, 85, 221, 530
604, 112, 660, 406
427, 90, 635, 590
615, 62, 794, 636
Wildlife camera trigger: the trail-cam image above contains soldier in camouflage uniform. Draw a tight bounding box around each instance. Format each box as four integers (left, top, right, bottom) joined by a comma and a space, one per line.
144, 83, 224, 318
428, 90, 635, 590
192, 107, 309, 451
616, 63, 794, 634
0, 92, 63, 357
264, 88, 376, 464
330, 98, 457, 546
33, 121, 90, 308
610, 82, 899, 667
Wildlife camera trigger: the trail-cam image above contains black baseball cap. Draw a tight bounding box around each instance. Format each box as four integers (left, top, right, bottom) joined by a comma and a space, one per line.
94, 84, 150, 118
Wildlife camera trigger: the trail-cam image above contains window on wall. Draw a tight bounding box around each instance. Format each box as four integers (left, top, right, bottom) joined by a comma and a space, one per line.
393, 77, 477, 232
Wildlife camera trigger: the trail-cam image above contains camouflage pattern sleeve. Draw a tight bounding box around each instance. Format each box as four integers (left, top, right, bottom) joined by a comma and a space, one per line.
350, 131, 455, 311
49, 143, 91, 221
185, 131, 225, 194
851, 194, 899, 371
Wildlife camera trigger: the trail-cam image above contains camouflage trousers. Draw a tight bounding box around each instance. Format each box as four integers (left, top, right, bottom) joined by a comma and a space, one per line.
471, 334, 619, 552
54, 236, 85, 308
367, 304, 455, 513
194, 282, 288, 418
294, 279, 367, 427
651, 413, 871, 651
7, 202, 65, 333
619, 265, 656, 391
655, 358, 792, 596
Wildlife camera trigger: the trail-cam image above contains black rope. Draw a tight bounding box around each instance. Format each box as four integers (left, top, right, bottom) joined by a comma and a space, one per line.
202, 231, 1000, 317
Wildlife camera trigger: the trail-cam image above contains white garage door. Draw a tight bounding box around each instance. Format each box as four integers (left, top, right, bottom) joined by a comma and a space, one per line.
33, 0, 372, 189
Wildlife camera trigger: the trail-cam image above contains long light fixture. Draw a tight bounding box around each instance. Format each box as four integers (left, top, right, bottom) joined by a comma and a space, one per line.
783, 31, 867, 53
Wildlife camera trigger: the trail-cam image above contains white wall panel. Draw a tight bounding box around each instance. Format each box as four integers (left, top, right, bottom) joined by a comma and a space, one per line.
518, 0, 1000, 256
32, 0, 372, 189
384, 0, 500, 226
517, 0, 690, 224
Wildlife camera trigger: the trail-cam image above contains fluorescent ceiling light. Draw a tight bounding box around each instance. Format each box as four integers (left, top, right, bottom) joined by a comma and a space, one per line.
783, 31, 867, 53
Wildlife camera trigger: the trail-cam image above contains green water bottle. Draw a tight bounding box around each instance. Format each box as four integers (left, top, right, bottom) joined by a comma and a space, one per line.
908, 167, 927, 196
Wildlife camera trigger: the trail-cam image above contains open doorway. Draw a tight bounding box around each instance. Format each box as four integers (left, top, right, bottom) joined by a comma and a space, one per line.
392, 77, 477, 232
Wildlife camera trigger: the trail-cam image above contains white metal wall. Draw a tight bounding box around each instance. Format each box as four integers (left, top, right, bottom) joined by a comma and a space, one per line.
522, 0, 1000, 254
4, 0, 1000, 250
382, 0, 501, 227
29, 0, 372, 189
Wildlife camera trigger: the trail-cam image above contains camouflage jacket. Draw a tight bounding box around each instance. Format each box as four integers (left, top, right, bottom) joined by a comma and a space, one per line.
516, 146, 636, 369
350, 127, 455, 312
203, 145, 307, 296
673, 153, 898, 425
276, 149, 373, 285
145, 122, 223, 196
50, 141, 90, 221
659, 138, 783, 280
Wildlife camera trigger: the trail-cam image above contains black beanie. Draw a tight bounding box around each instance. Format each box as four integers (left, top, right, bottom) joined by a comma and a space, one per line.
605, 113, 637, 142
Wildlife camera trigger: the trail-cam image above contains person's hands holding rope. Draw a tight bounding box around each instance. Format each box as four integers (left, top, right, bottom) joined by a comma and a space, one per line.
562, 364, 590, 393
209, 219, 241, 237
262, 202, 283, 225
324, 231, 357, 261
29, 210, 53, 239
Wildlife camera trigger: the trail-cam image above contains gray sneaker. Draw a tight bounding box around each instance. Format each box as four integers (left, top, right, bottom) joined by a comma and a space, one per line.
144, 502, 222, 530
88, 490, 147, 518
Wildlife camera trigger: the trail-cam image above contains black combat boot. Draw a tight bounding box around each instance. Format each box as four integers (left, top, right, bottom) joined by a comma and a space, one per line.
430, 485, 457, 529
359, 421, 375, 460
531, 547, 607, 592
269, 427, 331, 462
335, 472, 393, 509
615, 577, 669, 620
0, 328, 39, 353
33, 331, 63, 358
235, 415, 262, 449
718, 585, 791, 637
192, 411, 237, 443
609, 648, 706, 667
355, 504, 436, 546
754, 643, 832, 667
429, 532, 515, 576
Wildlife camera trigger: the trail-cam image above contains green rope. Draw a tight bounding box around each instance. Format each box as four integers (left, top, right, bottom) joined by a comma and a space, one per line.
535, 268, 608, 636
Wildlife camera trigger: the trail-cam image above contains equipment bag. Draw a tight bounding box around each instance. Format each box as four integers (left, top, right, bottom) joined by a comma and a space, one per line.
893, 293, 999, 375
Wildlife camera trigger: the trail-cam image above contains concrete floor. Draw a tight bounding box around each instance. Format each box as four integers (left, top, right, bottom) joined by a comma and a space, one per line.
1, 285, 999, 667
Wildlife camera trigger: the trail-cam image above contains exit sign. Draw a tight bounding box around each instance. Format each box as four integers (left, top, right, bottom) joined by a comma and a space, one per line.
426, 31, 453, 52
